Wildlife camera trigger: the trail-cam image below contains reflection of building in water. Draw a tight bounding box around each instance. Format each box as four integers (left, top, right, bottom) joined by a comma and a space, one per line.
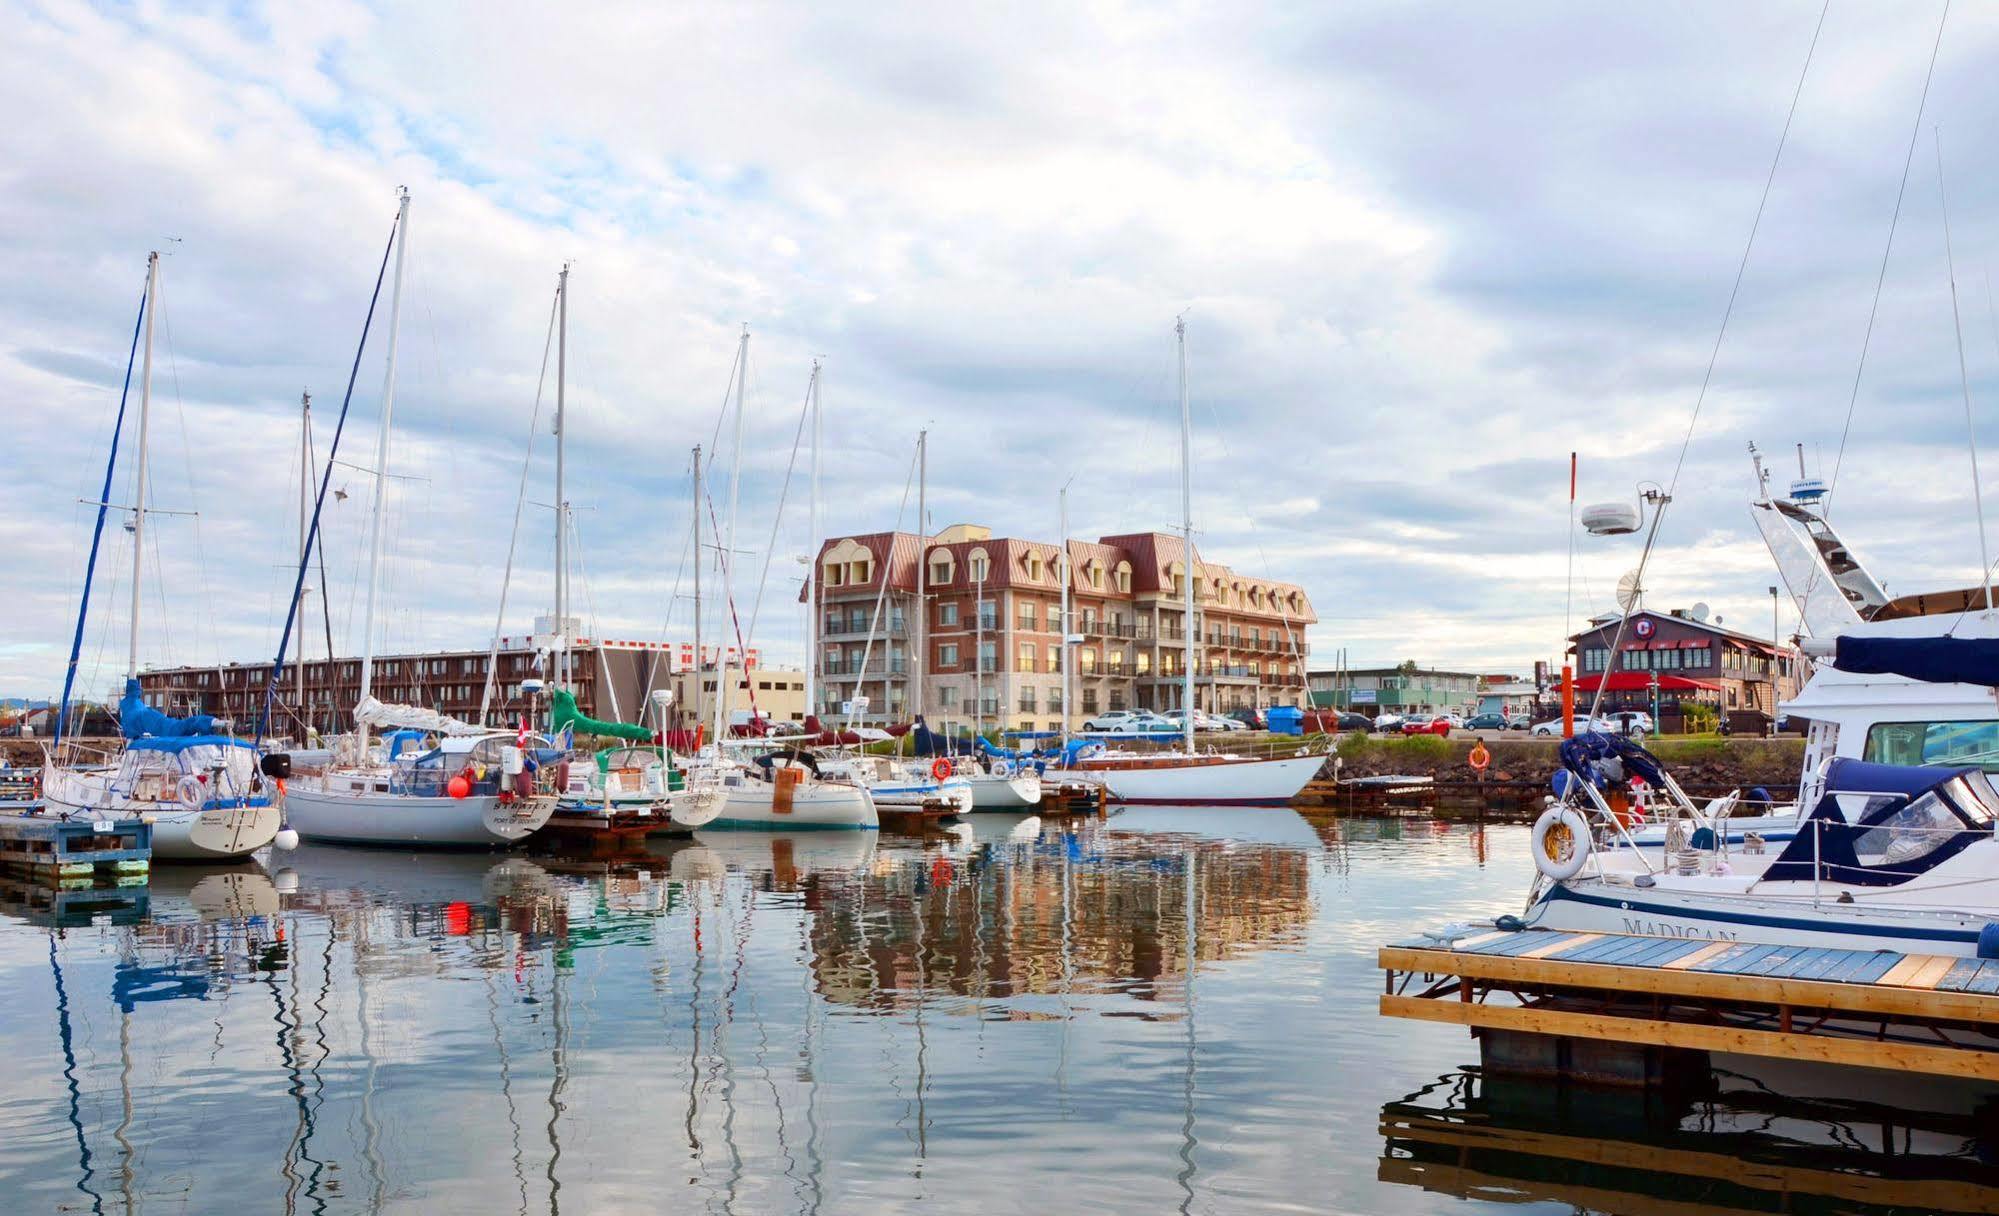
1381, 1069, 1999, 1216
807, 833, 1313, 1011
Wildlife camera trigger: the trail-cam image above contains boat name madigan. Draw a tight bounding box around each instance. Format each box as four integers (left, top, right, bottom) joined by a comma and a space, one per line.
1620, 917, 1737, 941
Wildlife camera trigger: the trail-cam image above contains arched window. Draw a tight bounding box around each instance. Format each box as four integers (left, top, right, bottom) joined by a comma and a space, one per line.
929, 548, 955, 586
1114, 561, 1132, 594
969, 547, 990, 582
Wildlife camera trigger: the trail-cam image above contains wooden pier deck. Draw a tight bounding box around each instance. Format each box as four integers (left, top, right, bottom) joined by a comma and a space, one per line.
1381, 926, 1999, 1082
0, 812, 150, 888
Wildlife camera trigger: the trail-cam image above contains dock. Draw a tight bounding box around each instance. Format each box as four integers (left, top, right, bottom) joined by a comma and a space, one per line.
1037, 781, 1107, 816
0, 812, 151, 888
1380, 925, 1999, 1084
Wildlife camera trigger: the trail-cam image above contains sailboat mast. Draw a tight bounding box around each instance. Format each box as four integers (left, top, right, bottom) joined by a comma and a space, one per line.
1060, 484, 1071, 741
713, 328, 748, 744
1178, 317, 1195, 753
356, 188, 411, 735
554, 263, 569, 689
126, 251, 158, 682
691, 444, 703, 738
915, 429, 927, 723
297, 390, 311, 717
805, 361, 821, 718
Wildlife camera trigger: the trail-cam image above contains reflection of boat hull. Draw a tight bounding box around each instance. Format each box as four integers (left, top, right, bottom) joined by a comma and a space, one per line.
285, 785, 552, 847
1064, 753, 1322, 805
144, 864, 281, 920
275, 842, 555, 905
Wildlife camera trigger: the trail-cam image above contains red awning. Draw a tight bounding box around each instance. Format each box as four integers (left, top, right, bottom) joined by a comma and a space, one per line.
1574, 672, 1721, 692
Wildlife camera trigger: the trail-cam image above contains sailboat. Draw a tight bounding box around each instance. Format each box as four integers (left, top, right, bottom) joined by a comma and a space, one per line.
1047, 319, 1325, 806
671, 345, 876, 831
40, 250, 283, 861
279, 191, 557, 848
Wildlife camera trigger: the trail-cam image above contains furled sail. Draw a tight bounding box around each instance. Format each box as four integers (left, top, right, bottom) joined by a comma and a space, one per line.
550, 688, 652, 742
353, 695, 488, 737
119, 676, 219, 739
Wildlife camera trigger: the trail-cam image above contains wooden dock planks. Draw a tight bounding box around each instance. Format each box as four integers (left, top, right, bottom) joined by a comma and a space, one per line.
1381, 926, 1999, 1080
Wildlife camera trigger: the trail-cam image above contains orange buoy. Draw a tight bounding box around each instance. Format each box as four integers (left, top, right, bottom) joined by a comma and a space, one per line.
931, 757, 952, 781
1467, 742, 1491, 774
447, 775, 472, 799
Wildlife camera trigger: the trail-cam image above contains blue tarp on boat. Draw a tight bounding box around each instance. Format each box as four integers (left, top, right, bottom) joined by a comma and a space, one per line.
119, 677, 219, 739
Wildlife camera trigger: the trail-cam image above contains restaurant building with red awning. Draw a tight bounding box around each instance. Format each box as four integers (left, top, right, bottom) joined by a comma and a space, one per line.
1565, 607, 1803, 724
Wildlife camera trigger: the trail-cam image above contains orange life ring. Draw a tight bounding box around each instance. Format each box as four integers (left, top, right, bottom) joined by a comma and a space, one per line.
1467, 743, 1491, 773
931, 758, 952, 781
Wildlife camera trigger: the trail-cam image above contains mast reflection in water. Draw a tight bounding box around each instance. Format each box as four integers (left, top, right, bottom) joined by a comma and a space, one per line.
0, 806, 1996, 1214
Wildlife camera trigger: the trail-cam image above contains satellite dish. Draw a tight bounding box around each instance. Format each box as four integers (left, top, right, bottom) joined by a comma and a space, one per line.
1690, 602, 1710, 622
1615, 569, 1643, 612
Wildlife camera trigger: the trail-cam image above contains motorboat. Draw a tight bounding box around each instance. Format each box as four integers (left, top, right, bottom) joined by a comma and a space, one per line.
1523, 729, 1999, 956
816, 753, 973, 815
671, 749, 877, 831
1048, 744, 1325, 805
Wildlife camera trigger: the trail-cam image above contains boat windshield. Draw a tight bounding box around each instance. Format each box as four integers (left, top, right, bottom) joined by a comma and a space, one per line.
1863, 720, 1999, 773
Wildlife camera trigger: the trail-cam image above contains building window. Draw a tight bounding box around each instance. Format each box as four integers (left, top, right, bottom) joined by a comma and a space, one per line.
1115, 561, 1131, 594
939, 643, 959, 668
1136, 651, 1151, 675
1018, 602, 1037, 630
977, 599, 997, 630
824, 561, 844, 587
1027, 552, 1044, 581
1082, 688, 1099, 712
929, 551, 954, 585
1048, 686, 1063, 712
979, 642, 996, 673
1079, 649, 1097, 674
940, 685, 959, 709
849, 558, 872, 584
1018, 643, 1037, 672
969, 548, 990, 582
1019, 687, 1037, 713
1685, 644, 1712, 669
939, 602, 959, 627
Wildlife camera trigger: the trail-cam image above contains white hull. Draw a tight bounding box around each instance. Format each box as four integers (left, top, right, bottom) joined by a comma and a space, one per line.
146, 804, 286, 860
967, 771, 1042, 810
694, 779, 878, 831
284, 783, 552, 847
1063, 752, 1322, 804
1527, 879, 1996, 957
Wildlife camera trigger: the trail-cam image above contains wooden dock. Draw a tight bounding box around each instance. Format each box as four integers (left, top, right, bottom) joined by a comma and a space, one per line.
1037, 782, 1107, 816
0, 812, 150, 888
1381, 926, 1999, 1083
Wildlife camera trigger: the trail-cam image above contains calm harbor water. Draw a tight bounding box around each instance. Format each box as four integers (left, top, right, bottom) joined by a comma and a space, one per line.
1, 807, 1995, 1215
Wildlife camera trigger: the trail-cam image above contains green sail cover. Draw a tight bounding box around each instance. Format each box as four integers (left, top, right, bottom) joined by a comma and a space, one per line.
551, 688, 653, 743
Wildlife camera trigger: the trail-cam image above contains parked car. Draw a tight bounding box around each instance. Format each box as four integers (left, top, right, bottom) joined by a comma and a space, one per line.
1161, 708, 1243, 732
1401, 715, 1451, 737
1227, 708, 1265, 730
1373, 712, 1407, 733
1083, 710, 1139, 731
1506, 716, 1531, 731
1529, 712, 1650, 739
1305, 710, 1372, 733
1463, 713, 1510, 732
1103, 713, 1175, 734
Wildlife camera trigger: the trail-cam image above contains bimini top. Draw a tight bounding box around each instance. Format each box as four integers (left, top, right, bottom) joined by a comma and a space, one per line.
126, 734, 256, 754
1764, 757, 1997, 886
1833, 634, 1999, 688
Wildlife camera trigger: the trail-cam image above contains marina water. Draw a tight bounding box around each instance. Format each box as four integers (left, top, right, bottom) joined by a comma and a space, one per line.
1, 807, 1993, 1214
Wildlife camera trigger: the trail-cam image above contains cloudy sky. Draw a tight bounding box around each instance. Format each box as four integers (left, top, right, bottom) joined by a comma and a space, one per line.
8, 0, 1999, 699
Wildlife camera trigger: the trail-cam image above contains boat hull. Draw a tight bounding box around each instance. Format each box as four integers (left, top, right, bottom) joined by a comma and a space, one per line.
967, 772, 1042, 810
284, 785, 551, 847
697, 781, 878, 831
43, 788, 282, 861
1526, 880, 1994, 956
1068, 753, 1322, 805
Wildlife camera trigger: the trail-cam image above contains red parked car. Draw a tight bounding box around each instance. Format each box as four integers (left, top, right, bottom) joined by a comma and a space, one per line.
1400, 715, 1452, 737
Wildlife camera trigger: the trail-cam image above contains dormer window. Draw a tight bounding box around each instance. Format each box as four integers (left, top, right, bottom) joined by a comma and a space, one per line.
1026, 551, 1044, 582
1114, 560, 1131, 594
969, 547, 990, 582
824, 561, 845, 587
929, 549, 955, 586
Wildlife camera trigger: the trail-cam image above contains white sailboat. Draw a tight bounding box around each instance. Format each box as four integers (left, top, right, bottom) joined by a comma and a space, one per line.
282, 191, 556, 848
1047, 319, 1324, 806
671, 343, 875, 831
40, 250, 283, 861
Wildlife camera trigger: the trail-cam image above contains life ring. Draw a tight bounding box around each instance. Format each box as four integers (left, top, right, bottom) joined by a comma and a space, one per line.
1531, 806, 1592, 881
176, 774, 207, 811
1467, 742, 1491, 773
931, 758, 952, 781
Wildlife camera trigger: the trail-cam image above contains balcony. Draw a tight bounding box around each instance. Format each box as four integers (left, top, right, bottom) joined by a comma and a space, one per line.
822, 658, 909, 678
821, 616, 906, 640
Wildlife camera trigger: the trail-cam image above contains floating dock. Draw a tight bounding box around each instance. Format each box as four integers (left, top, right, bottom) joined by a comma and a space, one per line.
1381, 926, 1999, 1084
1037, 781, 1107, 816
0, 812, 150, 887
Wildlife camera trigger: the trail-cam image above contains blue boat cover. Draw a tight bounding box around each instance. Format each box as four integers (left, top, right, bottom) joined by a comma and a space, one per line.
119, 677, 219, 739
127, 734, 256, 753
1558, 730, 1667, 789
1835, 635, 1999, 687
1763, 757, 1986, 886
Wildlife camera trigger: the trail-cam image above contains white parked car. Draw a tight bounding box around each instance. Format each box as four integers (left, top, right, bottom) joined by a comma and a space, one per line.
1529, 712, 1651, 739
1083, 710, 1140, 731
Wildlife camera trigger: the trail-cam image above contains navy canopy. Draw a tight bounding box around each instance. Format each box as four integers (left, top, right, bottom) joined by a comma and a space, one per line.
1834, 635, 1999, 687
119, 677, 219, 739
1763, 757, 1989, 886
